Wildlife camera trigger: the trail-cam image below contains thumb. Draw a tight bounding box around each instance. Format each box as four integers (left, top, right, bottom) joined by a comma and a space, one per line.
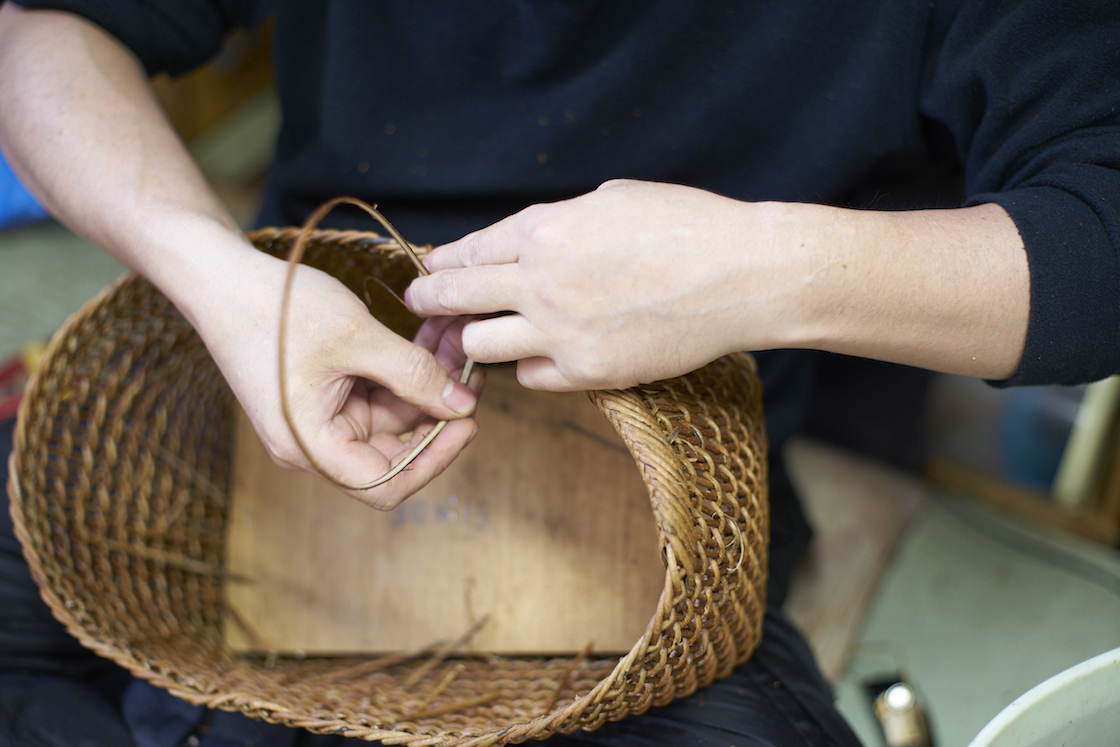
352, 330, 477, 420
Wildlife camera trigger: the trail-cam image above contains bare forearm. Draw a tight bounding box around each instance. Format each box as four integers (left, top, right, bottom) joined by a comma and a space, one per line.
409, 181, 1030, 389
760, 200, 1030, 379
0, 5, 256, 326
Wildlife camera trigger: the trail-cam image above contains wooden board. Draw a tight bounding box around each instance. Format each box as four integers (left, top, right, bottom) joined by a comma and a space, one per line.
224, 365, 665, 656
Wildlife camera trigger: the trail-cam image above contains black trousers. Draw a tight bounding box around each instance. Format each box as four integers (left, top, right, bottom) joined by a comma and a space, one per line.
111, 607, 859, 747
0, 350, 862, 746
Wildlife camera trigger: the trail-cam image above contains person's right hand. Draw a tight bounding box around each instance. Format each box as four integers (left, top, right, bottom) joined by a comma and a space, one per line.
0, 5, 483, 511
190, 244, 483, 511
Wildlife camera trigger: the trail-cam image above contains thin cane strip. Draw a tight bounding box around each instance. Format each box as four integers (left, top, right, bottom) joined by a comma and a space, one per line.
725, 519, 746, 573
402, 615, 489, 690
94, 537, 238, 579
404, 662, 466, 718
541, 640, 594, 716
364, 275, 411, 310
405, 690, 502, 722
224, 600, 276, 656
301, 641, 447, 685
279, 196, 476, 492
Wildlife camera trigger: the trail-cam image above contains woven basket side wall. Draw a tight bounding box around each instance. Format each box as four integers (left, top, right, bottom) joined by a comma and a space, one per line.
589, 353, 768, 713
10, 273, 236, 655
8, 229, 771, 747
251, 227, 427, 340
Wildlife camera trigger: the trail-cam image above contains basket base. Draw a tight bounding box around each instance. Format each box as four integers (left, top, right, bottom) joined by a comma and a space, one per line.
224, 364, 665, 656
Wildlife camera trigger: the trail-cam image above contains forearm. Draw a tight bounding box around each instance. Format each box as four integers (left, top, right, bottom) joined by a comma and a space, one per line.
759, 200, 1030, 380
408, 180, 1030, 389
0, 5, 259, 328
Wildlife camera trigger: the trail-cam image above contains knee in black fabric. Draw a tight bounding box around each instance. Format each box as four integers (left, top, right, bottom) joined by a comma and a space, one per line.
0, 418, 105, 677
752, 350, 818, 608
766, 457, 814, 608
0, 417, 137, 744
0, 673, 138, 747
525, 608, 860, 747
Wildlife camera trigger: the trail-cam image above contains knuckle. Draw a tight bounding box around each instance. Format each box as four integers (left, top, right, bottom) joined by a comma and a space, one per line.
522, 207, 560, 249
458, 234, 484, 268
433, 272, 462, 312
563, 349, 614, 390
569, 364, 605, 390
514, 363, 542, 389
357, 490, 403, 511
399, 343, 444, 394
532, 277, 562, 312
265, 436, 306, 470
459, 320, 492, 363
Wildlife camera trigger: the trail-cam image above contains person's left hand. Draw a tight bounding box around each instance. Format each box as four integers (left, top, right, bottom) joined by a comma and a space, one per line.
405, 180, 782, 391
407, 180, 1035, 387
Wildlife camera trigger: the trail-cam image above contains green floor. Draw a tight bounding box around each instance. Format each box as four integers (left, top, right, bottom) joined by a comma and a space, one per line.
2, 219, 1119, 746
0, 221, 126, 354
834, 489, 1120, 746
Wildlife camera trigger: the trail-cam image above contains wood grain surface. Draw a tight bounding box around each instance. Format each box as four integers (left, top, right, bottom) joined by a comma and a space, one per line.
224, 365, 665, 656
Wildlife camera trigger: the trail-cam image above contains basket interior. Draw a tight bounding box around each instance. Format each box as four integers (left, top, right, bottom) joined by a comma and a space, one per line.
8, 230, 769, 745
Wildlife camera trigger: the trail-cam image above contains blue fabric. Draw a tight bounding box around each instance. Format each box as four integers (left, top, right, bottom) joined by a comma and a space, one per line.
0, 674, 137, 747
123, 679, 331, 747
120, 680, 204, 747
0, 150, 47, 231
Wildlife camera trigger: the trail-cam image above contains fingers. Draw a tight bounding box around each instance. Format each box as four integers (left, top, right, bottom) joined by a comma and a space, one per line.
414, 315, 471, 374
245, 256, 490, 512
420, 312, 554, 368
422, 220, 523, 273
307, 417, 478, 511
514, 356, 579, 392
459, 313, 546, 364
346, 322, 478, 420
354, 418, 479, 510
407, 207, 552, 317
405, 263, 522, 318
274, 347, 483, 511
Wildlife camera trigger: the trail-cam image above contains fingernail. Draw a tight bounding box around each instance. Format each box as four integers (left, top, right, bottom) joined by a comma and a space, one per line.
443, 379, 476, 415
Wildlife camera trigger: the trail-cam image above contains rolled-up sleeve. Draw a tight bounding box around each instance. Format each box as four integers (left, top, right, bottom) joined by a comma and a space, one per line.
922, 0, 1120, 386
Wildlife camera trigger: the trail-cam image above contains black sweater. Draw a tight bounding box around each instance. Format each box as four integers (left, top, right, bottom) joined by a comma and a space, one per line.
12, 0, 1120, 386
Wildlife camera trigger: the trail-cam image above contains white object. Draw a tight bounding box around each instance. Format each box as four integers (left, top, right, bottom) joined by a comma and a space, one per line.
968, 647, 1120, 747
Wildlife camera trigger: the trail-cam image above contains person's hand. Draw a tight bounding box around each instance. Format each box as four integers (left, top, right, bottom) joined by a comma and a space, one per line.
193, 246, 482, 510
0, 4, 484, 509
406, 179, 1033, 387
405, 180, 787, 391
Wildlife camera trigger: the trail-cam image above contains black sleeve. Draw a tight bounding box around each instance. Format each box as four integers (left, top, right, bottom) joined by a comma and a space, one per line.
5, 0, 267, 76
921, 0, 1120, 386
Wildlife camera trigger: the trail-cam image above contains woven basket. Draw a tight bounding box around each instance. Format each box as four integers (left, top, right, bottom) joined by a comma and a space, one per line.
7, 227, 769, 745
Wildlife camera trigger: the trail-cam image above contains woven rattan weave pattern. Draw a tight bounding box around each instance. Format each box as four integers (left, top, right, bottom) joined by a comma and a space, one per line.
7, 227, 768, 745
